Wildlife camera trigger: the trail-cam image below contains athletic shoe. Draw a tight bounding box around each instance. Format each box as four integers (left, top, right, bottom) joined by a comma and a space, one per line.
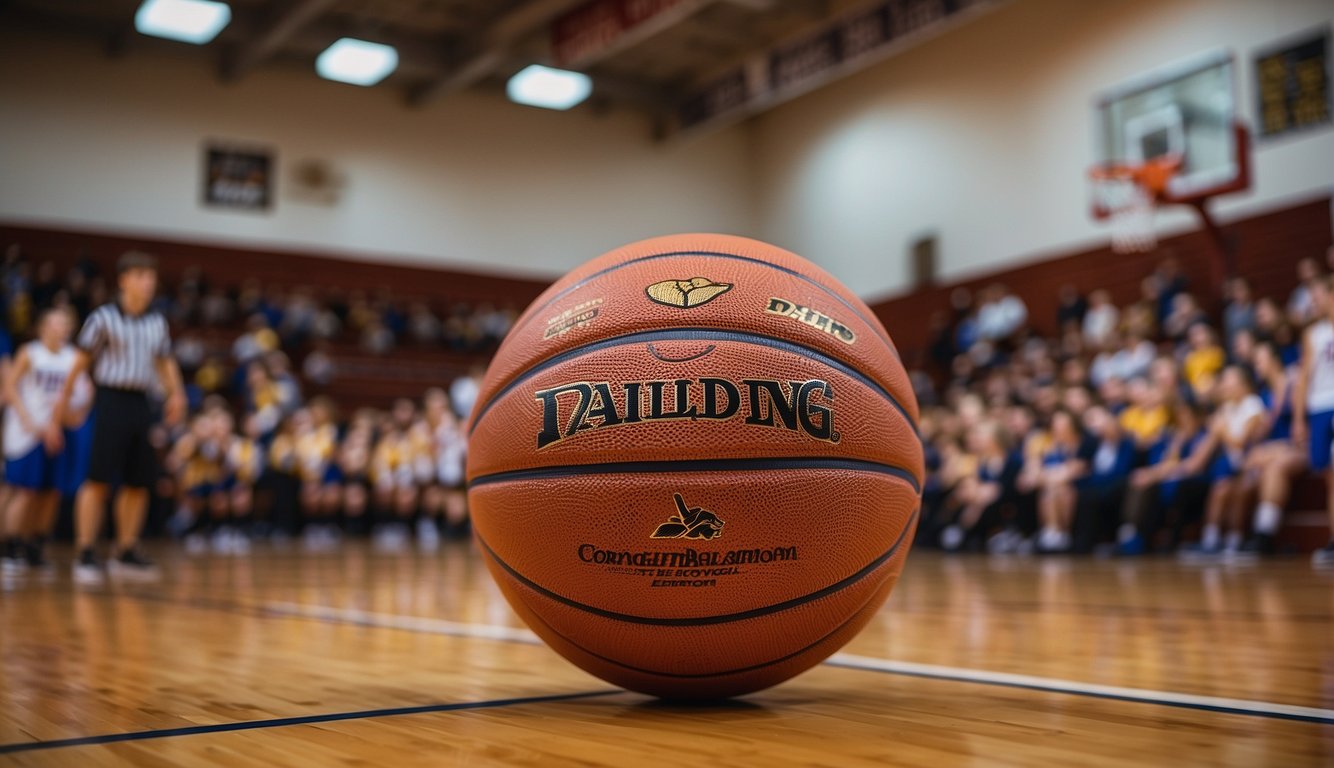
939, 524, 964, 552
108, 549, 161, 582
1036, 528, 1070, 553
1, 539, 25, 573
23, 541, 51, 570
1178, 542, 1223, 562
986, 529, 1018, 555
228, 529, 252, 556
72, 549, 105, 585
373, 523, 409, 553
416, 518, 440, 552
1236, 535, 1273, 557
185, 533, 209, 555
1221, 533, 1264, 565
1313, 541, 1334, 567
1223, 546, 1258, 564
1117, 532, 1146, 557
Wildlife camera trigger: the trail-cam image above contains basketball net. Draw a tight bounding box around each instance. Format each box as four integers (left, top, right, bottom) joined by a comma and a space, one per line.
1089, 156, 1182, 254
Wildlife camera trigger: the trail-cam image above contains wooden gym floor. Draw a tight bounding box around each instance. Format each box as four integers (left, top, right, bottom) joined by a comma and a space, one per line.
1, 543, 1331, 766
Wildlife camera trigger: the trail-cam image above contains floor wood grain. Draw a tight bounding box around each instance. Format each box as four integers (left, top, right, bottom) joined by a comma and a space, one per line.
2, 544, 1331, 766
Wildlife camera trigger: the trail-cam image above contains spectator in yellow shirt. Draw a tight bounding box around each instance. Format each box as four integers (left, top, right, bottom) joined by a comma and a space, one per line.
1119, 376, 1169, 449
1182, 323, 1224, 397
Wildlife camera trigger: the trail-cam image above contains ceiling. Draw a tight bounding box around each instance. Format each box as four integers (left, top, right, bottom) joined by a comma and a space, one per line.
0, 0, 999, 137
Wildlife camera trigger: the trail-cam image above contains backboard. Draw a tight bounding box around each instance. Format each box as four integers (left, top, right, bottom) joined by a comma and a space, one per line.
1093, 48, 1250, 208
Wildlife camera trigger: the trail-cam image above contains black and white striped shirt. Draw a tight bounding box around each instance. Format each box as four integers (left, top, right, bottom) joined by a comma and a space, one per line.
77, 302, 172, 391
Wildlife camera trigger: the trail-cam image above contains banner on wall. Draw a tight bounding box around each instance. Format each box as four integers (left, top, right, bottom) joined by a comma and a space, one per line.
552, 0, 688, 68
203, 144, 274, 211
1254, 26, 1331, 139
676, 0, 1004, 134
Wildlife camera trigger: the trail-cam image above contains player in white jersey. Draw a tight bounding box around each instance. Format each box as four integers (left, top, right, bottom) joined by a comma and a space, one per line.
0, 308, 87, 570
1292, 276, 1334, 566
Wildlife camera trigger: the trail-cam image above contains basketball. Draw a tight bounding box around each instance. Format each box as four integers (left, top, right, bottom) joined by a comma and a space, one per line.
466, 233, 924, 699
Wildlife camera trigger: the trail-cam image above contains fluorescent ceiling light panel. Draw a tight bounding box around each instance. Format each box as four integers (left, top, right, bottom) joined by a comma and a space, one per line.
316, 38, 399, 86
507, 65, 592, 110
135, 0, 231, 44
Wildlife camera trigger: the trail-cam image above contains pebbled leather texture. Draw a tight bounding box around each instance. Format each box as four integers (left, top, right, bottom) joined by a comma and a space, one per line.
467, 234, 923, 699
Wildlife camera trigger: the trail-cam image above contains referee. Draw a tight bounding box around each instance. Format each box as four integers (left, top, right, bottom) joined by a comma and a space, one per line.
55, 251, 185, 583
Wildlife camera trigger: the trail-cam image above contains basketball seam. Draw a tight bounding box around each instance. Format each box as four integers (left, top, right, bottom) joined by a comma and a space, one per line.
474, 507, 918, 628
505, 249, 899, 359
468, 456, 921, 494
511, 563, 898, 681
467, 327, 919, 440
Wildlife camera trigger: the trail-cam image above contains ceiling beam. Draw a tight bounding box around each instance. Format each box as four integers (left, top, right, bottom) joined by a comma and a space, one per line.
221, 0, 338, 81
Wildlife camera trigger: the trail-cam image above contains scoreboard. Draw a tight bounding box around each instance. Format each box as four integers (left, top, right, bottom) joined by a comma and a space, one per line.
1255, 28, 1331, 139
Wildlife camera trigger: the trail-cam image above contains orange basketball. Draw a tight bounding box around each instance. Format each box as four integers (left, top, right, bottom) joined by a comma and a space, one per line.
466, 234, 922, 699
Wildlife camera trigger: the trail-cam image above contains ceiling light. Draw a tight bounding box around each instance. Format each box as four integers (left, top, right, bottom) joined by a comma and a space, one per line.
134, 0, 231, 44
316, 38, 399, 86
507, 65, 592, 110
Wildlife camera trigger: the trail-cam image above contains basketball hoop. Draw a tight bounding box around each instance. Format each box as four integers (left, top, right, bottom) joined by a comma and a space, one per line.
1088, 155, 1182, 254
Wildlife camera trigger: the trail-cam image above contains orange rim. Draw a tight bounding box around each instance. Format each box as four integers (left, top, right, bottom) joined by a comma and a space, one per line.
1088, 155, 1182, 197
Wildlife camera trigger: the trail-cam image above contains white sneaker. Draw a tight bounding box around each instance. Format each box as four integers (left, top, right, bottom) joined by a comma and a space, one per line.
1038, 528, 1066, 552
229, 530, 251, 555
939, 524, 964, 552
987, 529, 1019, 555
302, 526, 327, 553
72, 551, 105, 585
417, 518, 440, 551
373, 523, 409, 553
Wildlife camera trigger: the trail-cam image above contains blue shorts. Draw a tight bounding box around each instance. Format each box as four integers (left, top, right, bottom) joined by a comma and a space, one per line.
1210, 453, 1242, 482
1308, 411, 1334, 471
321, 464, 344, 485
57, 422, 94, 497
6, 445, 60, 491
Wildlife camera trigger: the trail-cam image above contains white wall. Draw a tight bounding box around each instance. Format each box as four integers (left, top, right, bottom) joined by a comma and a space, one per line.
2, 1, 1332, 296
750, 0, 1334, 299
0, 30, 756, 278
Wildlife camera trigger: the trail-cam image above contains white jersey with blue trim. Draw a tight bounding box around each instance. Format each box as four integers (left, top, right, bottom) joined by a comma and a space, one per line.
1307, 320, 1334, 413
3, 342, 79, 458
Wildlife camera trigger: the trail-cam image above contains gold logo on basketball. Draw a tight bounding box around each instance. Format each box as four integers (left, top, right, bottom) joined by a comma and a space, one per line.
645, 277, 733, 309
765, 297, 856, 344
651, 494, 725, 540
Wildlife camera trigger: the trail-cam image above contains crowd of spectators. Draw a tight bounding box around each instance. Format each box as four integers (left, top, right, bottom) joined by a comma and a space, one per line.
0, 243, 502, 554
914, 249, 1334, 563
4, 241, 1333, 562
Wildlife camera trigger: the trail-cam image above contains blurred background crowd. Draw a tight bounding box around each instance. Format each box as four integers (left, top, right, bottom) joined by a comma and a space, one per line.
2, 240, 1332, 562
0, 242, 499, 556
914, 247, 1334, 561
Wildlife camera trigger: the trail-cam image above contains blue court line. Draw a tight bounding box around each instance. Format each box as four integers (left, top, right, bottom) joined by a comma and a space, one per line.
0, 690, 622, 755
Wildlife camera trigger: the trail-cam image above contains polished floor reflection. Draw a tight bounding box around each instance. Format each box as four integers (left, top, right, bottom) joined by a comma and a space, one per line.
1, 544, 1331, 766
